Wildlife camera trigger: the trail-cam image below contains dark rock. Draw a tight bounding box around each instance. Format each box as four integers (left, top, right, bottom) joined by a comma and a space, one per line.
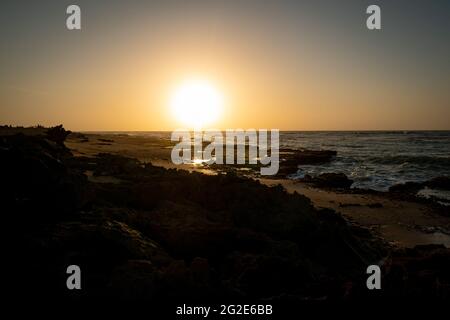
144, 201, 235, 259
304, 173, 353, 189
0, 133, 87, 222
389, 181, 422, 193
389, 176, 450, 194
425, 176, 450, 191
94, 153, 141, 176
190, 257, 210, 284
109, 260, 158, 299
98, 220, 171, 264
276, 148, 337, 177
46, 125, 71, 145
294, 149, 337, 165
382, 245, 450, 299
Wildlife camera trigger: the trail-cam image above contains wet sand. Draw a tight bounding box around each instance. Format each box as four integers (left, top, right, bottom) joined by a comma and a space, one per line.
260, 178, 450, 248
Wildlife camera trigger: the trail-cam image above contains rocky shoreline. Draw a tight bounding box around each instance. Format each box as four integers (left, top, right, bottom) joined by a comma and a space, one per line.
2, 126, 450, 301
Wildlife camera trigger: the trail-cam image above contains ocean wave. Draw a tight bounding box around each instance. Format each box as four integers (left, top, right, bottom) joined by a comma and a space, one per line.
368, 155, 450, 167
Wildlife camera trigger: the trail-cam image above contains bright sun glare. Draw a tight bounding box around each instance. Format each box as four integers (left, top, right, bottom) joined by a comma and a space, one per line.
170, 79, 224, 129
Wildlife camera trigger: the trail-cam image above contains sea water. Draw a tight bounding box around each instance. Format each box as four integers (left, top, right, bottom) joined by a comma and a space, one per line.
281, 131, 450, 192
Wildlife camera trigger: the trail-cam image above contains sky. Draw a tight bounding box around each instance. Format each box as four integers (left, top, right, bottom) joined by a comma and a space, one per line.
1, 0, 449, 131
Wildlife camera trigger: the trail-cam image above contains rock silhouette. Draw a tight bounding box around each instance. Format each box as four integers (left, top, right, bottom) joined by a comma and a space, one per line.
2, 127, 449, 302
301, 172, 354, 189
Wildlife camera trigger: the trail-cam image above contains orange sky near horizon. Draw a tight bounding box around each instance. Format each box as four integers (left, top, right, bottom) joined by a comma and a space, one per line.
1, 1, 449, 131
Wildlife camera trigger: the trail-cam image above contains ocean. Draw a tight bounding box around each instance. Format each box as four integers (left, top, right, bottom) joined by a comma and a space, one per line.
281, 131, 450, 192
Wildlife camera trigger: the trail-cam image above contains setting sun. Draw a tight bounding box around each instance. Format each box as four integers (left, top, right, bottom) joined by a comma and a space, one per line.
170, 79, 224, 129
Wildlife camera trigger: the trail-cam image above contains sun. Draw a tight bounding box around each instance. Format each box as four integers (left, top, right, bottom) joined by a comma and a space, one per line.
170, 79, 224, 129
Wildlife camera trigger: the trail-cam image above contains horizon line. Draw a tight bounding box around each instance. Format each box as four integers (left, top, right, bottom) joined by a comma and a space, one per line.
77, 129, 450, 133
